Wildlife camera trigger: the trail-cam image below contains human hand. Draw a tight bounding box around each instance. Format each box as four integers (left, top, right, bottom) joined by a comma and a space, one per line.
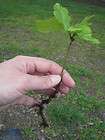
0, 55, 75, 107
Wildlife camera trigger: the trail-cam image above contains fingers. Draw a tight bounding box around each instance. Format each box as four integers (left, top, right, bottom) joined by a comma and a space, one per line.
59, 82, 70, 95
61, 69, 75, 88
35, 88, 56, 96
14, 55, 63, 74
13, 95, 40, 106
14, 56, 75, 88
25, 74, 61, 90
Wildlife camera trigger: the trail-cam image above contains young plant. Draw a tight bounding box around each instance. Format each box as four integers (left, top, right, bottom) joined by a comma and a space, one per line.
34, 3, 100, 128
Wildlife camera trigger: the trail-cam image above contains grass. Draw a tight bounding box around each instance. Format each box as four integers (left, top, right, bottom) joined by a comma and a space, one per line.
0, 0, 105, 139
22, 127, 36, 140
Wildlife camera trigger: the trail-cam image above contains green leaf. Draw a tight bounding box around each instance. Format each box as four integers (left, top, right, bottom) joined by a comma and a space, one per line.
78, 31, 100, 44
53, 3, 71, 31
77, 25, 100, 44
35, 17, 63, 33
80, 15, 94, 26
68, 16, 100, 44
68, 26, 82, 33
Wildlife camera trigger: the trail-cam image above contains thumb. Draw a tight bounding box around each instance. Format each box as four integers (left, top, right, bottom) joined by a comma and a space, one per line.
25, 74, 61, 90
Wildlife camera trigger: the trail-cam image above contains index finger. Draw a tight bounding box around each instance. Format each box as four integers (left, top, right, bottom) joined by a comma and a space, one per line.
15, 56, 75, 88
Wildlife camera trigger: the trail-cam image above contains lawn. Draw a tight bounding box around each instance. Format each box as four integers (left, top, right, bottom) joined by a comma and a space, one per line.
0, 0, 105, 139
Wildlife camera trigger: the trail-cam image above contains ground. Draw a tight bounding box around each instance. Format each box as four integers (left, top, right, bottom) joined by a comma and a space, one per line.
78, 0, 105, 6
0, 0, 105, 139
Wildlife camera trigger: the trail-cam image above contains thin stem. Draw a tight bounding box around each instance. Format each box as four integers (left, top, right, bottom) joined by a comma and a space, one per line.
63, 32, 74, 69
32, 32, 75, 128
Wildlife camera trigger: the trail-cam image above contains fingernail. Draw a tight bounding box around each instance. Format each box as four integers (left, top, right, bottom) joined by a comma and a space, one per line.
50, 75, 61, 85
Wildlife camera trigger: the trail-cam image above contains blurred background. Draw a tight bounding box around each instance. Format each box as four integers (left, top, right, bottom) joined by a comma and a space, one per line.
0, 0, 105, 139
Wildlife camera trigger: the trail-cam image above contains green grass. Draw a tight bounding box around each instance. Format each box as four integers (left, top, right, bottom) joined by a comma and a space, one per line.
22, 127, 37, 140
0, 0, 105, 139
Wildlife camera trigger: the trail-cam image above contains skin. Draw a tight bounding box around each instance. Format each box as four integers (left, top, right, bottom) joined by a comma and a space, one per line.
0, 55, 75, 108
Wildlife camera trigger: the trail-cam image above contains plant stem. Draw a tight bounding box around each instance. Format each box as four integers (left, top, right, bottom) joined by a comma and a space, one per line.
32, 33, 75, 128
63, 32, 75, 69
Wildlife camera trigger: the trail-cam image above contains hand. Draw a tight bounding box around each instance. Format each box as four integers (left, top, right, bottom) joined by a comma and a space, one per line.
0, 55, 75, 107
